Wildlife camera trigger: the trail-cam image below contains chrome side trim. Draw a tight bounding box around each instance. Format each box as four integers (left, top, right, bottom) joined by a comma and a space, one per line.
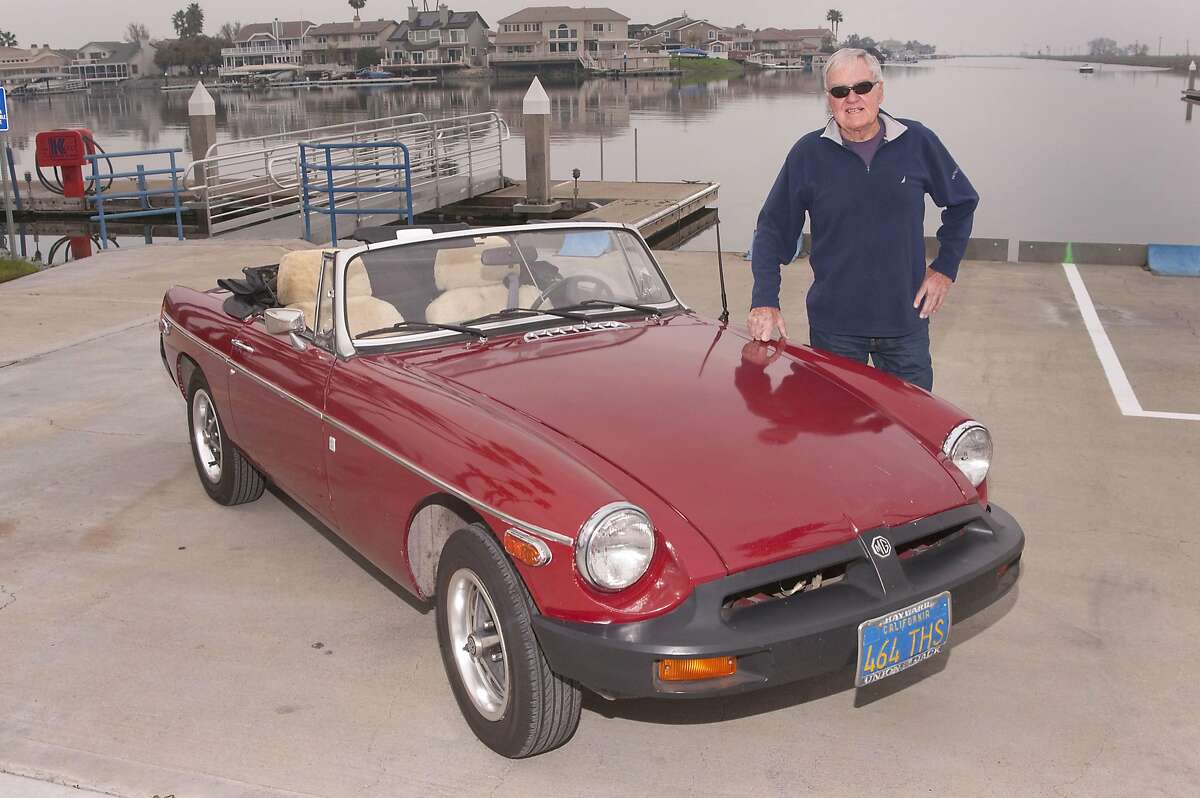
166, 313, 575, 546
324, 416, 575, 547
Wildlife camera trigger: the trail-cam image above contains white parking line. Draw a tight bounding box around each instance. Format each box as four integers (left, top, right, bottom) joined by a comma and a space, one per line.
1063, 263, 1200, 422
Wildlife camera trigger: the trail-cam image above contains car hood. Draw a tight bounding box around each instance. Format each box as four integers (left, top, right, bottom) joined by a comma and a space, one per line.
405, 316, 968, 574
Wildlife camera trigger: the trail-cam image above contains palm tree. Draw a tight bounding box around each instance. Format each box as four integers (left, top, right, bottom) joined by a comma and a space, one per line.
0, 30, 18, 47
826, 9, 843, 42
349, 0, 366, 22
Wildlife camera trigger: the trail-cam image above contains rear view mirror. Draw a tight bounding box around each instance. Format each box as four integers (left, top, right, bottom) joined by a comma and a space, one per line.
264, 307, 305, 335
480, 245, 538, 266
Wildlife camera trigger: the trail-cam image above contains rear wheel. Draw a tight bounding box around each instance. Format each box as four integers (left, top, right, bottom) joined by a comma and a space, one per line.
186, 371, 265, 506
435, 523, 582, 757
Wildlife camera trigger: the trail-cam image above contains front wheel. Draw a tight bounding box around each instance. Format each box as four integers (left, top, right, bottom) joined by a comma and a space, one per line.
186, 371, 265, 506
435, 524, 582, 757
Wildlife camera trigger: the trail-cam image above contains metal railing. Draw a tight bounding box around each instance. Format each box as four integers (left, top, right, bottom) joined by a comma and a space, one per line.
300, 142, 415, 245
86, 148, 185, 248
186, 111, 509, 238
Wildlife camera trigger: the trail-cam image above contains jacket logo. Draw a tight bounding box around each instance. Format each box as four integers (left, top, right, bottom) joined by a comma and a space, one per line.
871, 536, 893, 558
900, 176, 907, 184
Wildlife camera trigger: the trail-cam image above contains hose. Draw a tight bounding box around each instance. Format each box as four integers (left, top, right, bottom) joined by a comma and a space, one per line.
35, 134, 114, 196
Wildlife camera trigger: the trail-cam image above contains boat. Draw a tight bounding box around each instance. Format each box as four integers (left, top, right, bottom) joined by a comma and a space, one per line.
1079, 64, 1094, 73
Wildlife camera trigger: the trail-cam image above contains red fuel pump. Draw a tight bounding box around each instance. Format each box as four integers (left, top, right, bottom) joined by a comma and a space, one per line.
35, 128, 97, 198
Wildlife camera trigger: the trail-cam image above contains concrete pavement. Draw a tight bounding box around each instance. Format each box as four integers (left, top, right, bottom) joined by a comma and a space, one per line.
1, 242, 1198, 796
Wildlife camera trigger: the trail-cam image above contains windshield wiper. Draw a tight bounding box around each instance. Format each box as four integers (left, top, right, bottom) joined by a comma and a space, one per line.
557, 298, 664, 317
460, 306, 594, 325
354, 320, 488, 341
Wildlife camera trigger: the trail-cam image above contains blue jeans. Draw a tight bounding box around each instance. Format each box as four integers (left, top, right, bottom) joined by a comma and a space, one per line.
809, 325, 934, 391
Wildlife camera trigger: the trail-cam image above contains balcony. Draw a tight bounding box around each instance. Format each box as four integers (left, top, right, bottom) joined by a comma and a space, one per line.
220, 44, 300, 58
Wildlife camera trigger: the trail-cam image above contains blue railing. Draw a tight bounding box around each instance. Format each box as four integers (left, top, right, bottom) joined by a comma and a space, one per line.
86, 148, 185, 248
299, 141, 415, 245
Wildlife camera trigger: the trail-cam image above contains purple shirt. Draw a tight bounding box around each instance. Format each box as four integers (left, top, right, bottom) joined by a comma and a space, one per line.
841, 122, 885, 168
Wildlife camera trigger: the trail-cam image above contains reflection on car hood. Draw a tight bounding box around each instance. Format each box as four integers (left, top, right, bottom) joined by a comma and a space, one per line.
410, 316, 968, 574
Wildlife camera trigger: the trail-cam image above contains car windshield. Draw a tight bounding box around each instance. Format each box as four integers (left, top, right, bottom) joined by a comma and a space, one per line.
344, 228, 675, 342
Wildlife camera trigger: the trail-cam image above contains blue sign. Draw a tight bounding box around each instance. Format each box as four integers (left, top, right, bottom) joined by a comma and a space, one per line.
0, 87, 8, 132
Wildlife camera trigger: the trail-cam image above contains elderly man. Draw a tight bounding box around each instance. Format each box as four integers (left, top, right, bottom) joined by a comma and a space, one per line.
747, 48, 978, 391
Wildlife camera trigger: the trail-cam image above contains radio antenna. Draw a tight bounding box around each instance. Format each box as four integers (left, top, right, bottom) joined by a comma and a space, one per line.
715, 213, 729, 324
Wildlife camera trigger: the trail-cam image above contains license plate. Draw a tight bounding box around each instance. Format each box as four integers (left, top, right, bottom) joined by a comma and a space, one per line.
855, 591, 952, 687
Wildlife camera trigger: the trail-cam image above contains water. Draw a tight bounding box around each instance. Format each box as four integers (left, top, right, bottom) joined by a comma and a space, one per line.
3, 57, 1198, 253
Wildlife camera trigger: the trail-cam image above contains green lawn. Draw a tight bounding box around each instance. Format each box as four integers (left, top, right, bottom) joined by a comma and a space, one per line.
671, 56, 745, 81
0, 257, 39, 284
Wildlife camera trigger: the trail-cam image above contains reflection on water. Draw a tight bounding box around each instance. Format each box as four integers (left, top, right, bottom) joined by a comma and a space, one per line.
4, 58, 1198, 251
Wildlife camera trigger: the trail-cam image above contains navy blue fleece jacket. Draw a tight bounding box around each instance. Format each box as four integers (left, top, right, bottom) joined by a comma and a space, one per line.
751, 113, 978, 337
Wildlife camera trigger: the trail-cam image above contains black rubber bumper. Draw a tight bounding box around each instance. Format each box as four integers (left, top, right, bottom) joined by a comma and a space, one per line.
532, 502, 1024, 699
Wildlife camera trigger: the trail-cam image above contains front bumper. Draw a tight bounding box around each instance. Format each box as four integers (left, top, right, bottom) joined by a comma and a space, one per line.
532, 502, 1024, 699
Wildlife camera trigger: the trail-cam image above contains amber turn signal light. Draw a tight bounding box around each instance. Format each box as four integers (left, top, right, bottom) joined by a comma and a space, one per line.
504, 528, 551, 567
657, 656, 737, 682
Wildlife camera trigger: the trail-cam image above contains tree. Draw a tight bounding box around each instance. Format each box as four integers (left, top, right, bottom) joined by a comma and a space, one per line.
155, 34, 223, 75
0, 30, 17, 47
349, 0, 366, 22
124, 22, 150, 43
218, 21, 242, 44
355, 47, 381, 69
1088, 37, 1119, 57
171, 3, 205, 39
825, 9, 843, 41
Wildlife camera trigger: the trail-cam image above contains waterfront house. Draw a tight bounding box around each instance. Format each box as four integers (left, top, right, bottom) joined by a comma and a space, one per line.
0, 45, 69, 87
384, 6, 490, 70
303, 19, 400, 74
220, 20, 314, 78
494, 6, 631, 63
68, 40, 160, 84
752, 28, 834, 61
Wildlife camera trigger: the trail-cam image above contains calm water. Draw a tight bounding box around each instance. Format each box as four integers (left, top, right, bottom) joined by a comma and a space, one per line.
4, 58, 1198, 251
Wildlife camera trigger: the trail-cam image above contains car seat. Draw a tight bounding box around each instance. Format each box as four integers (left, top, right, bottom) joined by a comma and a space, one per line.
424, 236, 538, 325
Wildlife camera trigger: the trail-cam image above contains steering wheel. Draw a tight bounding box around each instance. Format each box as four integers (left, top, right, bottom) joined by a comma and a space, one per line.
530, 274, 615, 310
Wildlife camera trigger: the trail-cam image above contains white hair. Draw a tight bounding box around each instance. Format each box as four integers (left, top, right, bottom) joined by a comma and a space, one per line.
823, 48, 883, 87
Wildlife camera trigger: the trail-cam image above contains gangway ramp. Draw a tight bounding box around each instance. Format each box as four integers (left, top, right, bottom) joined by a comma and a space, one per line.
186, 111, 509, 241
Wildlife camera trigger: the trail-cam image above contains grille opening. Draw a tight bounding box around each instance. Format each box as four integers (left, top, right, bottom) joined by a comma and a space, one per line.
722, 563, 848, 613
896, 525, 965, 560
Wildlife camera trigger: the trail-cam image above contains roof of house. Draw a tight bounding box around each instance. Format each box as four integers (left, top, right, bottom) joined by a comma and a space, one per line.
387, 11, 488, 41
237, 21, 315, 42
754, 27, 834, 41
76, 41, 146, 63
308, 20, 399, 36
499, 6, 629, 24
652, 15, 688, 29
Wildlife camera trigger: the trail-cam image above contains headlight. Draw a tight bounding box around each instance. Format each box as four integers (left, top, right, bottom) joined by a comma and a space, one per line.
575, 503, 655, 591
942, 421, 992, 487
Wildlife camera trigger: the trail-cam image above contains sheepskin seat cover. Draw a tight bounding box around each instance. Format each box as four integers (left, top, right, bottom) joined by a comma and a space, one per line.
276, 249, 372, 307
289, 297, 404, 338
426, 236, 538, 323
425, 284, 539, 325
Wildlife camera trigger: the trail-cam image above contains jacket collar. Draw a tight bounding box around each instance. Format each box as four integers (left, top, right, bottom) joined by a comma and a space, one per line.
821, 110, 907, 146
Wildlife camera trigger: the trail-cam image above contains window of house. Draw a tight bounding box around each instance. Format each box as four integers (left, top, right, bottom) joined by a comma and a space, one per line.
592, 23, 604, 33
411, 30, 427, 42
429, 30, 442, 43
449, 29, 465, 43
708, 30, 717, 40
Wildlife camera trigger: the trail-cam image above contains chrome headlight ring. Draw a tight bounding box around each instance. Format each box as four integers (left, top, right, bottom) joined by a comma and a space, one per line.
574, 502, 656, 592
941, 420, 992, 488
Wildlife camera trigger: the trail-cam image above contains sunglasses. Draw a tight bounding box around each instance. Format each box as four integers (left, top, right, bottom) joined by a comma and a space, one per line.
827, 80, 878, 99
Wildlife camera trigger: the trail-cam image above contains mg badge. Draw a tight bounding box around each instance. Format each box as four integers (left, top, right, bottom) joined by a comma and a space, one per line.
871, 536, 893, 558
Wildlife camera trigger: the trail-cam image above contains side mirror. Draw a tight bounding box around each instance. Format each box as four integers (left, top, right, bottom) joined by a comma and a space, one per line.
264, 307, 304, 335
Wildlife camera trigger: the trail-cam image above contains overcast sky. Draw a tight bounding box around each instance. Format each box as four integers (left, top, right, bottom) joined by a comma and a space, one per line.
11, 1, 1200, 56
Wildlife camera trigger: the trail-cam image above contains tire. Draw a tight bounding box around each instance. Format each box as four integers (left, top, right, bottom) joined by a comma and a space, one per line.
435, 523, 582, 757
186, 370, 265, 506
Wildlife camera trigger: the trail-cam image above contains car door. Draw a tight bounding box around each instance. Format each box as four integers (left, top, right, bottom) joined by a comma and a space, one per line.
227, 318, 336, 524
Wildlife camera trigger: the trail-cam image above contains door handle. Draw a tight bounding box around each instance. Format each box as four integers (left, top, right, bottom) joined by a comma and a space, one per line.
231, 339, 255, 354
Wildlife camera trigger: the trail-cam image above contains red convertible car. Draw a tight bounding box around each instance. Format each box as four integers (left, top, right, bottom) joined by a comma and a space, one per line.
160, 222, 1023, 757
